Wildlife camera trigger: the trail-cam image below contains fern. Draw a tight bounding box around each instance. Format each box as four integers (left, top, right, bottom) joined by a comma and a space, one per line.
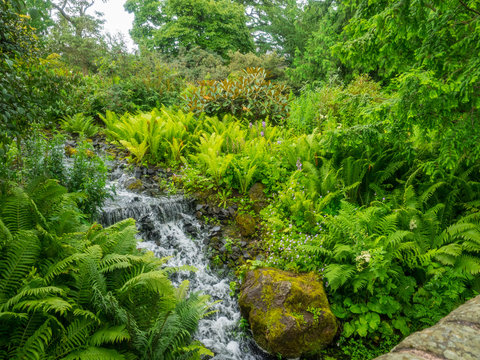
89, 325, 130, 346
12, 317, 53, 360
324, 264, 357, 290
62, 346, 127, 360
0, 231, 40, 301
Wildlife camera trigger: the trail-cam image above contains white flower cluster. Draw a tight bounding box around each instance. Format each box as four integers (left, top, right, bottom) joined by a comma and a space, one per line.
355, 250, 371, 271
409, 218, 417, 230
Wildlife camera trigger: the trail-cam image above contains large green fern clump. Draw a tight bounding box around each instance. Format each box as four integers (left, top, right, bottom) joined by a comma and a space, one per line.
0, 179, 211, 360
259, 130, 480, 352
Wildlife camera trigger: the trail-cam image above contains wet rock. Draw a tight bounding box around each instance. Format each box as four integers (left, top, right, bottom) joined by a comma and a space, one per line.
147, 168, 155, 175
134, 168, 142, 179
196, 204, 204, 212
239, 268, 337, 359
185, 224, 197, 236
217, 208, 230, 220
235, 213, 256, 237
138, 215, 155, 235
375, 295, 480, 360
126, 178, 143, 191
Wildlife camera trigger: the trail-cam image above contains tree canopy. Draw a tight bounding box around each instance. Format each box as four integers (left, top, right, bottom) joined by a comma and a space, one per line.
125, 0, 254, 57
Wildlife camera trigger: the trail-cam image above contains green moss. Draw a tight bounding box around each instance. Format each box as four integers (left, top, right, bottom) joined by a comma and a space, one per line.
127, 179, 143, 190
241, 268, 338, 358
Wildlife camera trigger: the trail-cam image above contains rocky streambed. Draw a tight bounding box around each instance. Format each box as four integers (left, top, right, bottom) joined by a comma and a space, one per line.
99, 162, 275, 360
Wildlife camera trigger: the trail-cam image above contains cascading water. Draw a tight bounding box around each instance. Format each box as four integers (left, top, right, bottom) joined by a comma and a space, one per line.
100, 166, 273, 360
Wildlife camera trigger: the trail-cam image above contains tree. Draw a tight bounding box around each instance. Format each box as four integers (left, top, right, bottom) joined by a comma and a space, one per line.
0, 0, 39, 157
287, 1, 352, 84
125, 0, 254, 57
335, 0, 480, 165
25, 0, 110, 71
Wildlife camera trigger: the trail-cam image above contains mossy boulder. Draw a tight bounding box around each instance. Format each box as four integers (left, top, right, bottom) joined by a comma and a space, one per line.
235, 213, 256, 237
239, 267, 337, 358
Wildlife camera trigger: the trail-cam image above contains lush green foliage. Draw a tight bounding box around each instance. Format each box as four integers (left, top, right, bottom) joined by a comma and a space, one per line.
18, 133, 110, 218
125, 0, 254, 57
0, 0, 39, 146
287, 74, 386, 133
61, 113, 100, 138
5, 0, 480, 358
182, 67, 290, 124
0, 179, 211, 359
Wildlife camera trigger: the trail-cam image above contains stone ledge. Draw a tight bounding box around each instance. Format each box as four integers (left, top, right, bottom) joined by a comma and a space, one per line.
375, 295, 480, 360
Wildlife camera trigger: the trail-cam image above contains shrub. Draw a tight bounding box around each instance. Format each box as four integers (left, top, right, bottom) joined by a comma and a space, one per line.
78, 54, 185, 117
22, 132, 109, 218
182, 67, 290, 124
60, 113, 100, 138
287, 74, 387, 133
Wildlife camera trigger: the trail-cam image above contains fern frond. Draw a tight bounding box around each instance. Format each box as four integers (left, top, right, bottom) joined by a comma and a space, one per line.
1, 285, 65, 312
89, 325, 130, 346
62, 346, 126, 360
53, 318, 95, 358
12, 317, 52, 360
324, 264, 356, 290
0, 231, 40, 300
1, 187, 36, 233
386, 230, 412, 249
454, 254, 480, 275
72, 309, 101, 325
419, 182, 445, 206
44, 253, 89, 282
0, 218, 12, 246
13, 297, 72, 315
118, 270, 174, 297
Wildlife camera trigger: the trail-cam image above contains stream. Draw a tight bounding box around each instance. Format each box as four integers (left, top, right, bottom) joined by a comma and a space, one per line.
99, 166, 273, 360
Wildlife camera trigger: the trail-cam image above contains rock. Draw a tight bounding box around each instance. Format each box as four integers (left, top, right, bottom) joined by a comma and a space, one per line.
248, 183, 267, 213
134, 168, 142, 179
238, 268, 338, 358
235, 213, 256, 237
375, 295, 480, 360
65, 145, 77, 157
126, 178, 143, 191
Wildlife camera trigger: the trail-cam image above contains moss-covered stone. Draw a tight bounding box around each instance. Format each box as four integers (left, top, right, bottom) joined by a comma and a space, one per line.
235, 213, 256, 237
65, 145, 77, 157
127, 179, 143, 190
239, 267, 338, 358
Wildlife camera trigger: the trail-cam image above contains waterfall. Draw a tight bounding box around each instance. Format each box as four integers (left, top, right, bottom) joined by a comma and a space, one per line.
100, 169, 273, 360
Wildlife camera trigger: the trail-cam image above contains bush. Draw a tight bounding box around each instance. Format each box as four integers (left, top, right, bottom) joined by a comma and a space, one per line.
61, 113, 100, 138
287, 74, 386, 133
77, 53, 185, 117
22, 132, 109, 218
182, 67, 290, 124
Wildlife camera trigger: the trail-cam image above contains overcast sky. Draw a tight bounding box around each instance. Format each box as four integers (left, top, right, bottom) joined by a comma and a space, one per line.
89, 0, 135, 51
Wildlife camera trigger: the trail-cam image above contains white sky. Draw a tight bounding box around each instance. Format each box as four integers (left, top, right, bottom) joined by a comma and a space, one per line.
89, 0, 136, 51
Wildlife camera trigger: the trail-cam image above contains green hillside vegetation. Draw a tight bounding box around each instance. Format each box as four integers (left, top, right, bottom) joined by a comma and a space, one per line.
1, 0, 479, 359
